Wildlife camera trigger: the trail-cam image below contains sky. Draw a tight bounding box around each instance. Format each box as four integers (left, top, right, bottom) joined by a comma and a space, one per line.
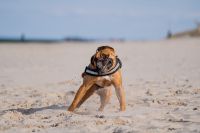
0, 0, 200, 40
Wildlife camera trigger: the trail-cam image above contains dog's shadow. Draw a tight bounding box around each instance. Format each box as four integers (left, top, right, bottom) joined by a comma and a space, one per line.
1, 104, 69, 115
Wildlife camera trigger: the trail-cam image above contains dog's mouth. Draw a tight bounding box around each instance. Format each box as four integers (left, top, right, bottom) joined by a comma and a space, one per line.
96, 57, 113, 74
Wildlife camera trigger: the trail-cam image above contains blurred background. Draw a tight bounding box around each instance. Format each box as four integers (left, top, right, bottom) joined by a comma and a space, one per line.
0, 0, 200, 41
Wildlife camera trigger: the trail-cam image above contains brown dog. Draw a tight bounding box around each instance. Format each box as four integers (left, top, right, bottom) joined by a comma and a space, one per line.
68, 46, 126, 112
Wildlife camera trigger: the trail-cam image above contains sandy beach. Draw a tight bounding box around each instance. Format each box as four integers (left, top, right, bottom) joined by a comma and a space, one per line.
0, 38, 200, 133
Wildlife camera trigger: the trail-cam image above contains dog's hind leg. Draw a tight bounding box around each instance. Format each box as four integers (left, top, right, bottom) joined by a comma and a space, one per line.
97, 87, 112, 111
77, 84, 99, 108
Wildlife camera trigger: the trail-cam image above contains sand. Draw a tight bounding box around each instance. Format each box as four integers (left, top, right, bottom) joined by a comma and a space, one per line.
0, 38, 200, 133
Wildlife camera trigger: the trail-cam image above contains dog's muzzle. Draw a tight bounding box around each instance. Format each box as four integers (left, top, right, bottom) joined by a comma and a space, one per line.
96, 57, 113, 74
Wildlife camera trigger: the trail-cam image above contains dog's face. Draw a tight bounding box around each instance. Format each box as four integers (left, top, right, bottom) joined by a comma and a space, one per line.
91, 46, 116, 74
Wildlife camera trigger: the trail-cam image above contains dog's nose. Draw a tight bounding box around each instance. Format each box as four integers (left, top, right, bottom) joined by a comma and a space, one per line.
97, 61, 103, 68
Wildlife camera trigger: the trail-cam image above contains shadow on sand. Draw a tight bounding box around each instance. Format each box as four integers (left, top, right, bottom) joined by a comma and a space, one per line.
1, 104, 69, 115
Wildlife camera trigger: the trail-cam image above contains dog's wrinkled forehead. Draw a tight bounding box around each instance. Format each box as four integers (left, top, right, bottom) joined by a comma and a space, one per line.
96, 46, 115, 58
97, 46, 115, 52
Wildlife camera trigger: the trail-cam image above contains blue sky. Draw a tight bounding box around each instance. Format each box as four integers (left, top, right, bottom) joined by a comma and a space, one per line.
0, 0, 200, 40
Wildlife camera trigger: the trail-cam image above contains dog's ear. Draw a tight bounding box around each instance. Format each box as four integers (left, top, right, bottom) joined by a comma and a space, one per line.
90, 55, 95, 66
95, 50, 101, 59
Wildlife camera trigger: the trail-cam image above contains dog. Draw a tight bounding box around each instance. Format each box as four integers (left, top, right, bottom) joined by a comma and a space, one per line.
68, 46, 126, 112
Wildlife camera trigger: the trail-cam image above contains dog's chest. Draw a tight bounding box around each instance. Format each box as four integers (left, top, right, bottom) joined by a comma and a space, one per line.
96, 76, 113, 87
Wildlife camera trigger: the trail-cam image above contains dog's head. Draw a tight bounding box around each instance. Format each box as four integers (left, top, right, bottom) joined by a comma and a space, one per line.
91, 46, 117, 74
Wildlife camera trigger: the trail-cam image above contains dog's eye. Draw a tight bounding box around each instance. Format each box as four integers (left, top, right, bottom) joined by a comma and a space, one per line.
101, 54, 109, 58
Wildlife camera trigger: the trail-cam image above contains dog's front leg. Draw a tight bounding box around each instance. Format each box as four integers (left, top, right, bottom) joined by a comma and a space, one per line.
68, 82, 94, 112
114, 85, 126, 111
77, 84, 99, 108
112, 72, 126, 111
